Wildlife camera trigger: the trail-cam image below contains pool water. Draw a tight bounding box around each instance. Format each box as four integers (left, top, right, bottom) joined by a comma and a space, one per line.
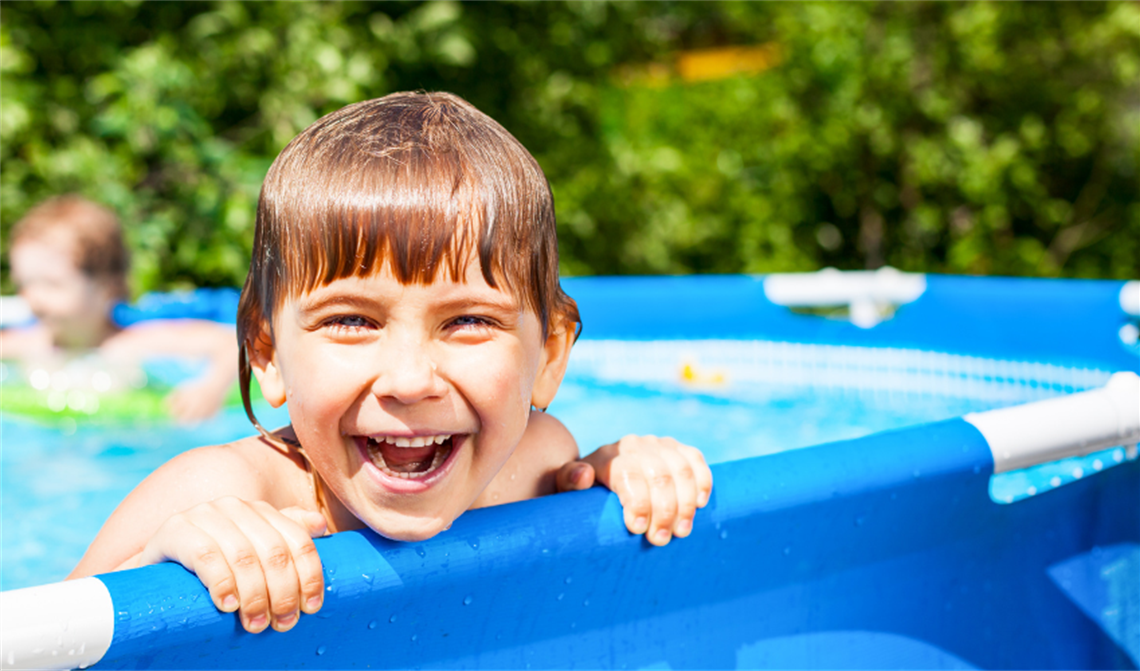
0, 342, 1126, 591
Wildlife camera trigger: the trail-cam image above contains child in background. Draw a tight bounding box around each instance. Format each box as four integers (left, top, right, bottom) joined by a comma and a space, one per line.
70, 92, 712, 634
2, 196, 238, 422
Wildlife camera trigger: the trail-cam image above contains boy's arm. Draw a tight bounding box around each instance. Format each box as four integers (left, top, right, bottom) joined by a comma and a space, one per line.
473, 412, 713, 547
69, 439, 326, 634
102, 319, 239, 423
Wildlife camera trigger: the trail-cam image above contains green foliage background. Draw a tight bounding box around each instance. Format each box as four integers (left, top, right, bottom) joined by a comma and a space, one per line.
2, 1, 1138, 296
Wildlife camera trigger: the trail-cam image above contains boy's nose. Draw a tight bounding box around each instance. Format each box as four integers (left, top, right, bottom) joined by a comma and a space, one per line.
370, 340, 445, 405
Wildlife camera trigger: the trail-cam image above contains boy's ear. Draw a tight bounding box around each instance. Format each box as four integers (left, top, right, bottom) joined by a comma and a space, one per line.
247, 324, 287, 408
531, 317, 577, 411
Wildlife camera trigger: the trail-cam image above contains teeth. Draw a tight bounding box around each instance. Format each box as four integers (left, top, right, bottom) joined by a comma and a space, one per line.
377, 434, 451, 448
366, 436, 454, 479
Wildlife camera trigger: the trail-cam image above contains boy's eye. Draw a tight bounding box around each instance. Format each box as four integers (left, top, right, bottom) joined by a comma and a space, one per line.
326, 315, 373, 329
449, 315, 492, 329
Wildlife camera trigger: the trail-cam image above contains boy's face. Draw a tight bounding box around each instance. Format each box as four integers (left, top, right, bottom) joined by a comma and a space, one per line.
250, 257, 573, 540
10, 237, 117, 347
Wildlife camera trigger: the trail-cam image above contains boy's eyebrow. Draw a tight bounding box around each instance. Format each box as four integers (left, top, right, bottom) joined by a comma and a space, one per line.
295, 294, 378, 313
433, 294, 520, 313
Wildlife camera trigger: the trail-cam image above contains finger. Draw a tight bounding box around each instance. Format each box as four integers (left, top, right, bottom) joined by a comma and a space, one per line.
657, 447, 698, 538
140, 515, 240, 615
186, 501, 274, 633
602, 456, 652, 536
643, 454, 678, 546
273, 506, 328, 620
219, 500, 313, 633
679, 444, 713, 508
554, 461, 596, 492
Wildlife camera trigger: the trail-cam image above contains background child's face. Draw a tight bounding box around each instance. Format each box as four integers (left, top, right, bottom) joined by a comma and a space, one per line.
10, 237, 117, 347
249, 256, 572, 540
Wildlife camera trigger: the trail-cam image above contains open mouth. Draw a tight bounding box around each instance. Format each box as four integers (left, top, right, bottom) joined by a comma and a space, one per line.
361, 434, 456, 479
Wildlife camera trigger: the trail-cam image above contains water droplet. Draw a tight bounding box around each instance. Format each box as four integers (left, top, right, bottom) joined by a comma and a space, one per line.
912, 470, 921, 479
583, 599, 590, 607
1027, 486, 1037, 496
1050, 476, 1062, 487
719, 530, 728, 540
190, 593, 200, 602
557, 593, 564, 601
117, 611, 131, 621
415, 547, 426, 558
463, 595, 473, 606
1093, 459, 1103, 471
389, 614, 398, 623
570, 622, 577, 629
411, 634, 418, 642
1071, 467, 1083, 479
1113, 449, 1124, 463
368, 621, 378, 630
316, 646, 327, 656
361, 573, 373, 583
564, 576, 573, 585
469, 541, 479, 550
783, 546, 791, 556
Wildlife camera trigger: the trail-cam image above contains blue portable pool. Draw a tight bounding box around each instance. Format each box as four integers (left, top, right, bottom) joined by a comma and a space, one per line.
2, 271, 1138, 670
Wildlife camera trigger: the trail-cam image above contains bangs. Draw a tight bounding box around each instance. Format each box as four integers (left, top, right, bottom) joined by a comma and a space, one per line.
250, 93, 556, 323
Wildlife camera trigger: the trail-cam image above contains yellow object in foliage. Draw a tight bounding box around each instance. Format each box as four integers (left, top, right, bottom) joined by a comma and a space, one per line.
676, 44, 782, 83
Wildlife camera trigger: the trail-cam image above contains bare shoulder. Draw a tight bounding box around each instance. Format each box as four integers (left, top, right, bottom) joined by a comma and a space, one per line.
517, 411, 579, 464
70, 433, 309, 577
471, 411, 579, 508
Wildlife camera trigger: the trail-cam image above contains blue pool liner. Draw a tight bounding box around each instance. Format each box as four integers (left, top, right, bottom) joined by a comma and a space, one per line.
566, 274, 1137, 373
92, 418, 1139, 670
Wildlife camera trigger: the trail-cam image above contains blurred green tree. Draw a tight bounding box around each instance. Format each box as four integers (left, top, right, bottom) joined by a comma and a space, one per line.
2, 1, 1137, 295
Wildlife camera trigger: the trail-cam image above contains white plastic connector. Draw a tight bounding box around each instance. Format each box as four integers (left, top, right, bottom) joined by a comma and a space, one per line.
965, 371, 1140, 474
1121, 281, 1140, 317
763, 267, 927, 328
0, 578, 114, 670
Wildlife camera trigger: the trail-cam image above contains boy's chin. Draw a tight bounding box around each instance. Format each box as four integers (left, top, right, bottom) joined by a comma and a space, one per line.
363, 511, 459, 542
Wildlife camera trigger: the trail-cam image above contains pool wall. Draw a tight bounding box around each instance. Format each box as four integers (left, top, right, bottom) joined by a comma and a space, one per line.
58, 419, 1140, 669
2, 273, 1137, 670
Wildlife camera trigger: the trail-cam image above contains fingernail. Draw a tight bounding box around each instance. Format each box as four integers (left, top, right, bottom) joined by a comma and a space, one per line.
249, 614, 268, 630
276, 611, 298, 627
307, 596, 322, 611
675, 519, 692, 535
697, 491, 709, 507
571, 465, 588, 483
222, 595, 238, 611
654, 528, 671, 543
634, 516, 648, 533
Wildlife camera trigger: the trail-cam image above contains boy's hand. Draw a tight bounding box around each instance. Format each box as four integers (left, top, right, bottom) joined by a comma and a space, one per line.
136, 498, 327, 633
556, 436, 712, 546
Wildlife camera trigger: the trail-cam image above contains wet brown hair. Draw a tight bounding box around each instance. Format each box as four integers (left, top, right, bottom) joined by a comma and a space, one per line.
237, 91, 580, 443
11, 195, 130, 301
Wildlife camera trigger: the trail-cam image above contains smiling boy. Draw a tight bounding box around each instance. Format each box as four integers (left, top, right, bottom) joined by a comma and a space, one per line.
70, 92, 712, 635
